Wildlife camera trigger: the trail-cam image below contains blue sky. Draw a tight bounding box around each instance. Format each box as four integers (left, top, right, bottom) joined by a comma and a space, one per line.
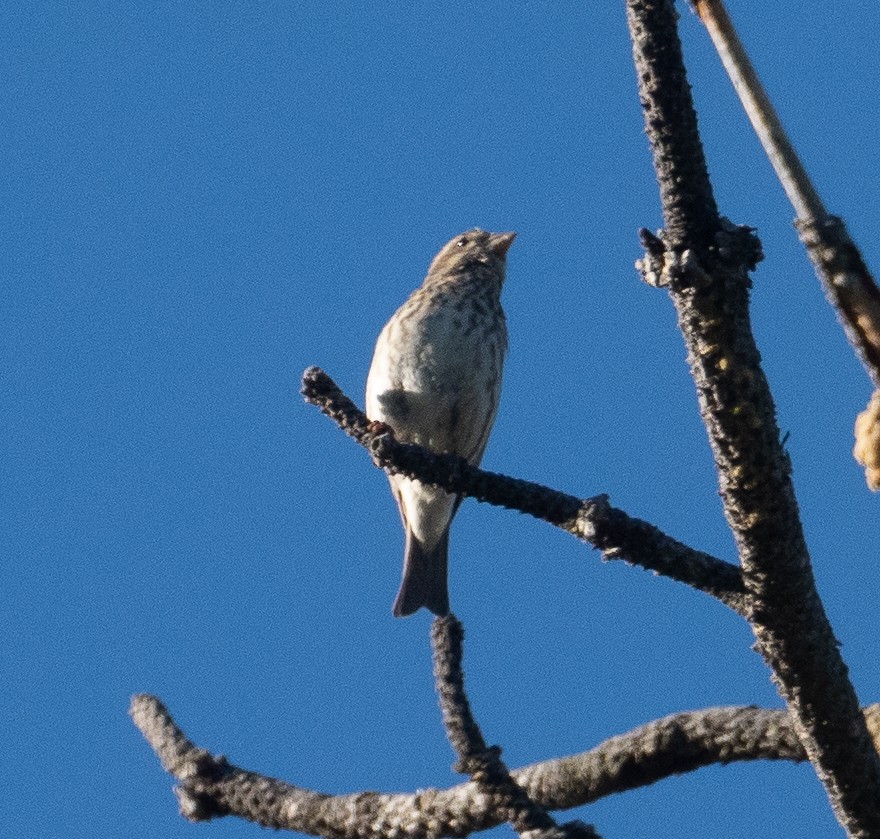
4, 2, 880, 837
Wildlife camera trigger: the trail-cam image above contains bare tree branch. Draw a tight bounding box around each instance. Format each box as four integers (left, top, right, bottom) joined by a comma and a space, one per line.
691, 0, 880, 489
795, 218, 880, 388
301, 366, 748, 615
431, 615, 599, 839
626, 0, 880, 834
134, 694, 880, 836
691, 0, 824, 222
626, 2, 720, 254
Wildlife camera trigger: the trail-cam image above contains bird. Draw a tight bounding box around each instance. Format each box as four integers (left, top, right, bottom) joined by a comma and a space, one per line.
365, 228, 515, 616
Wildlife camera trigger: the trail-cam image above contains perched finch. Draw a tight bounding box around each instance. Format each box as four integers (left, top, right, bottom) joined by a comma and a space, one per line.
366, 229, 515, 617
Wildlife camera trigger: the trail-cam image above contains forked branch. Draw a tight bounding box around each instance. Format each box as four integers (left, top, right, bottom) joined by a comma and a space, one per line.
431, 615, 599, 839
134, 693, 878, 836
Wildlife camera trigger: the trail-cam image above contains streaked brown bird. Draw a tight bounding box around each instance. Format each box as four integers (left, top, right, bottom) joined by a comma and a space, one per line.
366, 228, 515, 616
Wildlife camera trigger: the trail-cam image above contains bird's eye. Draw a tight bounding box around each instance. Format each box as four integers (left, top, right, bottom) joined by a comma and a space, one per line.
457, 237, 469, 248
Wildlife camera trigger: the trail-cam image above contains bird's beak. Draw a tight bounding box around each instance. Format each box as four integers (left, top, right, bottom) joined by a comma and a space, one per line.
488, 232, 517, 257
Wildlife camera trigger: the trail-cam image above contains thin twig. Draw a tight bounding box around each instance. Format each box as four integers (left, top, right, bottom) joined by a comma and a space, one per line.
432, 616, 599, 839
431, 614, 599, 839
691, 0, 823, 220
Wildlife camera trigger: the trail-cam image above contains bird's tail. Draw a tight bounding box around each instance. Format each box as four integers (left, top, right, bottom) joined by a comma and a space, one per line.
392, 527, 450, 617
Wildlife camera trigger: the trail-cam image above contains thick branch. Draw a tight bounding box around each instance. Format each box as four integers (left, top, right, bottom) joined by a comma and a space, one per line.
134, 694, 880, 836
301, 366, 748, 615
627, 1, 880, 834
431, 616, 598, 839
627, 0, 719, 254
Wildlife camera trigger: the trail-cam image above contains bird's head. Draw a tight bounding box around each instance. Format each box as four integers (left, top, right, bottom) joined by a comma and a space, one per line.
427, 229, 516, 278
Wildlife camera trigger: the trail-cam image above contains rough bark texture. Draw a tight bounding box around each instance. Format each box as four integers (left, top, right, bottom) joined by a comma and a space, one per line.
626, 1, 880, 835
431, 616, 598, 839
302, 367, 748, 614
135, 693, 872, 837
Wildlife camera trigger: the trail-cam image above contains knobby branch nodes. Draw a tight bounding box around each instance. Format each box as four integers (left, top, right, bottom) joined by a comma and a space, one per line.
692, 0, 880, 488
628, 0, 880, 833
300, 366, 748, 616
431, 615, 599, 839
133, 692, 880, 836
